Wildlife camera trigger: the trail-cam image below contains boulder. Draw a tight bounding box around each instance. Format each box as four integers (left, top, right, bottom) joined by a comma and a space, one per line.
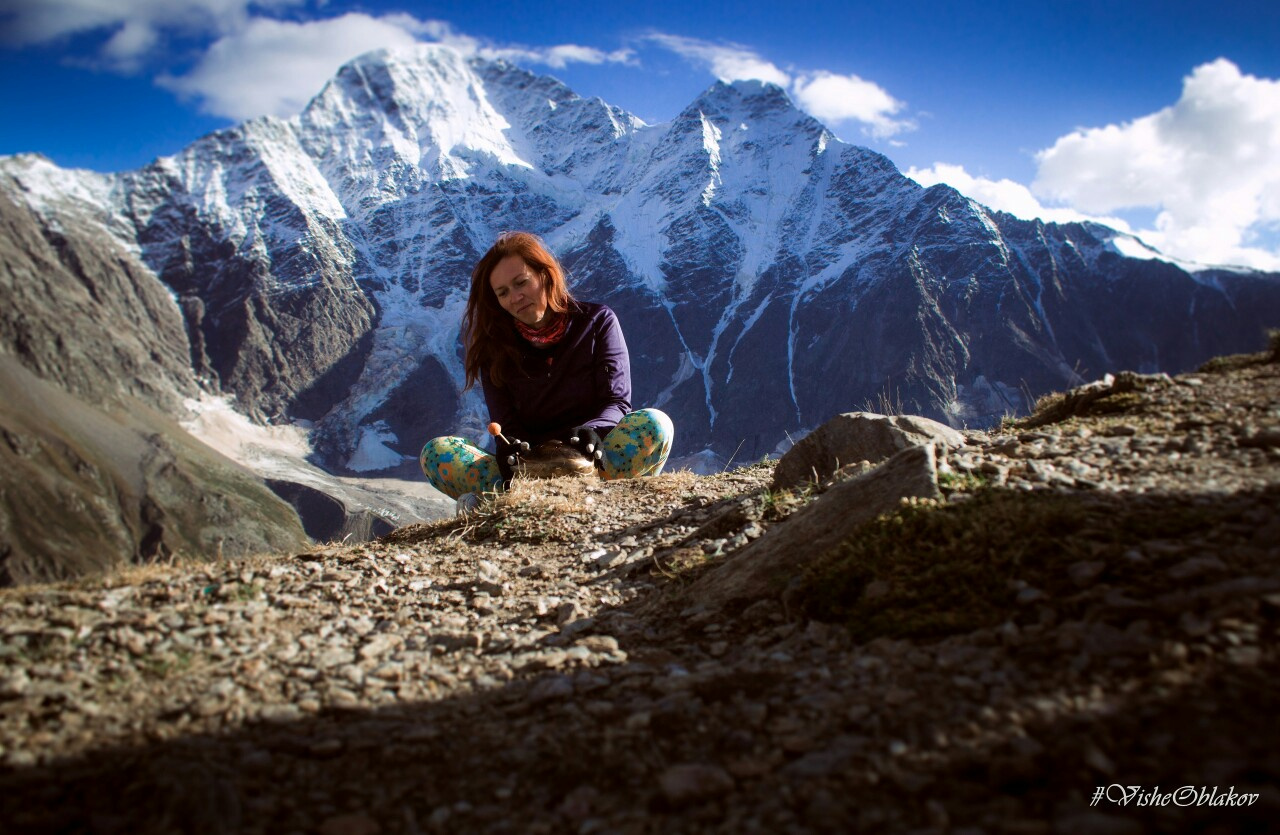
772, 412, 965, 490
687, 444, 941, 612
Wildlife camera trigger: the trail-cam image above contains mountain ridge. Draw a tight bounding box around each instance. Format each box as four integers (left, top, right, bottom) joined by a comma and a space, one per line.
5, 48, 1275, 468
2, 43, 1279, 580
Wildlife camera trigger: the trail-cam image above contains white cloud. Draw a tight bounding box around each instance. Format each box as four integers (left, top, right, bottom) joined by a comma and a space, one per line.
644, 33, 790, 87
371, 17, 635, 71
0, 0, 301, 64
792, 71, 912, 138
543, 44, 634, 69
157, 13, 421, 120
480, 42, 634, 70
4, 4, 637, 120
1033, 59, 1280, 270
644, 32, 913, 139
381, 15, 466, 44
907, 60, 1280, 271
905, 163, 1135, 230
100, 19, 160, 71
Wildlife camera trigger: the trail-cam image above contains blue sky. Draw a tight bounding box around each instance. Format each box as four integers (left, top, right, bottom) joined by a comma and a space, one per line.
1, 0, 1278, 268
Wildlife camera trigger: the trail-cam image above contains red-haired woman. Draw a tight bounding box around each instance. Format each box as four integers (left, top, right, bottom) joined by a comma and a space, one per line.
420, 231, 673, 503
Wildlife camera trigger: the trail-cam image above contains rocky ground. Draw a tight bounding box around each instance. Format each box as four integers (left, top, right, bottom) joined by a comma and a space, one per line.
2, 346, 1279, 834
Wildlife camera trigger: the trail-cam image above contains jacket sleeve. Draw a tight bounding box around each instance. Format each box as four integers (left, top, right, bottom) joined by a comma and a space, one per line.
586, 307, 632, 431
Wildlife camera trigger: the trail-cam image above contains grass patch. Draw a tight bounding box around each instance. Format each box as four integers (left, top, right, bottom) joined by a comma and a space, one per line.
860, 384, 905, 416
382, 467, 773, 549
460, 478, 593, 544
1084, 390, 1144, 415
138, 648, 193, 680
636, 469, 700, 496
758, 483, 817, 522
796, 486, 1276, 644
937, 470, 987, 492
1016, 372, 1172, 429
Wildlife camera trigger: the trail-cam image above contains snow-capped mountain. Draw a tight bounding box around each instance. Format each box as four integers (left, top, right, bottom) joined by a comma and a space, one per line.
4, 43, 1280, 478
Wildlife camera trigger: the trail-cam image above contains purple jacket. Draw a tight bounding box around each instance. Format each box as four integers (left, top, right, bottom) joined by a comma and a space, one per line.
481, 302, 632, 445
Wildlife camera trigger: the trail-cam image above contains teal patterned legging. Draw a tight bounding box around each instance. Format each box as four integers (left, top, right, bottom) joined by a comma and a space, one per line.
420, 408, 674, 499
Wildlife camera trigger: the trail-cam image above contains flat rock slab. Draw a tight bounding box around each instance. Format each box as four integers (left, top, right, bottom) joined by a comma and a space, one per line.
773, 412, 964, 490
689, 444, 941, 612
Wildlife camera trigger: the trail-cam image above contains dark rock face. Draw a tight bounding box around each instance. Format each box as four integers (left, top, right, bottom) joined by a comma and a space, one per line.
0, 182, 310, 584
364, 354, 459, 461
265, 480, 395, 544
0, 187, 194, 411
119, 147, 379, 423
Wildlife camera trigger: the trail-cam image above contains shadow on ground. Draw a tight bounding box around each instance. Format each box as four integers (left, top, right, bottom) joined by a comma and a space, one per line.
3, 485, 1279, 834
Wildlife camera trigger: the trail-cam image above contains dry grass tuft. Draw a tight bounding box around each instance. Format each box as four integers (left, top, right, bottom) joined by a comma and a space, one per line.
497, 474, 593, 514
637, 469, 700, 496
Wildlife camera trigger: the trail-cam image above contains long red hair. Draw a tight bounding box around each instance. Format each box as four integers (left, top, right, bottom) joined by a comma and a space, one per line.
463, 231, 575, 389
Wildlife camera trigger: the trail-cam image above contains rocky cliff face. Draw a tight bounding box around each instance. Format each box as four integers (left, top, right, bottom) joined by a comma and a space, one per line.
0, 176, 310, 583
114, 120, 379, 425
2, 44, 1279, 481
0, 180, 194, 412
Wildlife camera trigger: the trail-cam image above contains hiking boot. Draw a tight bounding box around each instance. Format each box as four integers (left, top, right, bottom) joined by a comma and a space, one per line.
455, 492, 480, 517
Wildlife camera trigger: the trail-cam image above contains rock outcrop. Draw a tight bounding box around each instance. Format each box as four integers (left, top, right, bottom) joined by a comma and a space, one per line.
690, 443, 942, 612
771, 411, 965, 489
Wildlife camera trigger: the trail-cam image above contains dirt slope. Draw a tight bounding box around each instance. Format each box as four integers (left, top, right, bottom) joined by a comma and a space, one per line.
1, 346, 1278, 833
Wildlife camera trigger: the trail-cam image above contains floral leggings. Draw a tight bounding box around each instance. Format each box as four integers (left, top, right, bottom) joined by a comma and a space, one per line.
420, 408, 674, 499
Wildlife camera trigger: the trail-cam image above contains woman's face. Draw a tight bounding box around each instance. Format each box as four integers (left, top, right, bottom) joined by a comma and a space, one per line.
489, 255, 549, 327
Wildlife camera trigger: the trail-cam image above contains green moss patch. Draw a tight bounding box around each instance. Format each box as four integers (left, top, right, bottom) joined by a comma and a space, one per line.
797, 486, 1278, 644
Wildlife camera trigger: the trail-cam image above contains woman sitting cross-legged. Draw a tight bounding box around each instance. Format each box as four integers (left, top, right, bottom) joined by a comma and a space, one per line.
420, 231, 674, 502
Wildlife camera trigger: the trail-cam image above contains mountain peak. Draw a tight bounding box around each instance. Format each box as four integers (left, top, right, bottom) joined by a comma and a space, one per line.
299, 43, 533, 181
306, 43, 480, 122
681, 77, 818, 136
693, 77, 789, 109
342, 42, 472, 78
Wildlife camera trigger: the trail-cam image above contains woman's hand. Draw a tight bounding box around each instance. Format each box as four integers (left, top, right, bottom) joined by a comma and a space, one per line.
567, 425, 605, 468
496, 435, 530, 483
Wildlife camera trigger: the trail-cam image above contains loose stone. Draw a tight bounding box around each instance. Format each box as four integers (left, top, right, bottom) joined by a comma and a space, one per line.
658, 763, 735, 807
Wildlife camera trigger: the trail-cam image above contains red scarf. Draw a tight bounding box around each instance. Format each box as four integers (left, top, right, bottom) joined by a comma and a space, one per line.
514, 311, 568, 348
